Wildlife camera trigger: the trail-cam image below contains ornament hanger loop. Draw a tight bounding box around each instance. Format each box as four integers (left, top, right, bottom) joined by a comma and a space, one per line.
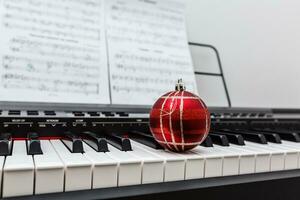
175, 78, 186, 91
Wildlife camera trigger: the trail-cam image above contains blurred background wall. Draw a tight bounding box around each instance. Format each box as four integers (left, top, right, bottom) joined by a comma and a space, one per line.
186, 0, 300, 108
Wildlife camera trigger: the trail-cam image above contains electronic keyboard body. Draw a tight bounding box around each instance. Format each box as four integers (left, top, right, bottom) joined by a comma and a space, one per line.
1, 107, 300, 200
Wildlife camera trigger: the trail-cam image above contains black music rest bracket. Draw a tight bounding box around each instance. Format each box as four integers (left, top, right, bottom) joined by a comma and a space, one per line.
5, 169, 300, 200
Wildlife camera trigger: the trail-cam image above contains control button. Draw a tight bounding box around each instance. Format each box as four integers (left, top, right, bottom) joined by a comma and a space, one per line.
73, 112, 85, 117
116, 112, 129, 117
102, 112, 115, 117
44, 111, 56, 116
27, 111, 39, 116
88, 112, 100, 117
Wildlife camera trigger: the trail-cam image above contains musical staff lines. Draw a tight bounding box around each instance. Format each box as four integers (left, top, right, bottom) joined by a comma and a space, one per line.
109, 50, 196, 103
3, 0, 102, 41
107, 0, 197, 105
106, 0, 187, 49
0, 0, 195, 105
2, 73, 99, 95
0, 0, 110, 104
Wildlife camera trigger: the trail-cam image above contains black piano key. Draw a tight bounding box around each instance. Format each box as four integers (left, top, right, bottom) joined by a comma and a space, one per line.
0, 133, 12, 156
277, 132, 300, 142
253, 129, 300, 142
62, 132, 84, 153
243, 130, 281, 143
211, 131, 245, 145
209, 133, 229, 146
27, 132, 43, 155
200, 135, 213, 147
105, 133, 132, 151
262, 132, 281, 143
81, 131, 109, 152
129, 131, 163, 149
220, 130, 267, 144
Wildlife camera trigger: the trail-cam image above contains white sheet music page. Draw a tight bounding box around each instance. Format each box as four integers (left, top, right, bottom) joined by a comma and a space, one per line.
106, 0, 197, 105
0, 0, 110, 104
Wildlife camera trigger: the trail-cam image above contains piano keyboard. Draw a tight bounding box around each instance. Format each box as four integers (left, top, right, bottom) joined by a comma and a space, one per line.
2, 128, 300, 198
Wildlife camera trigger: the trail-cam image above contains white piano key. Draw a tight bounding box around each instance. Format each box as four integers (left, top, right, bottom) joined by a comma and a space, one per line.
3, 141, 34, 197
232, 143, 271, 173
34, 140, 64, 194
214, 145, 256, 175
180, 151, 205, 180
104, 144, 142, 186
135, 143, 206, 181
193, 145, 240, 177
211, 146, 240, 176
245, 142, 285, 171
266, 143, 298, 170
82, 143, 118, 188
128, 143, 164, 184
0, 156, 5, 196
147, 146, 206, 180
133, 142, 205, 180
223, 145, 256, 174
190, 146, 223, 178
132, 141, 186, 182
50, 140, 92, 192
281, 141, 300, 148
281, 141, 300, 168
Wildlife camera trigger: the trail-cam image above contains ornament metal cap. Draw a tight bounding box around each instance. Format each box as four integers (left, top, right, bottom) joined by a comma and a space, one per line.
175, 79, 186, 91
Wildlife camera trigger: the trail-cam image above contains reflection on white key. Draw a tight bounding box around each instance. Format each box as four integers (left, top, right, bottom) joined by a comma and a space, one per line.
128, 143, 164, 184
34, 140, 64, 194
51, 140, 92, 192
105, 144, 142, 186
246, 142, 285, 171
83, 143, 118, 188
3, 141, 34, 197
132, 141, 186, 182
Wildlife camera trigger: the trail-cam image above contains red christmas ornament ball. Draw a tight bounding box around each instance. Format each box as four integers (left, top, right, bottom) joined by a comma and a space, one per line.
149, 80, 210, 152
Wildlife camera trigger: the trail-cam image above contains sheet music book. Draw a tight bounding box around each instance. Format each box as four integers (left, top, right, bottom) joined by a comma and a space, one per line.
0, 0, 197, 106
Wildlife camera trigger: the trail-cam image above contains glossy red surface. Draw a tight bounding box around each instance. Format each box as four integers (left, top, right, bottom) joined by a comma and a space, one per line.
149, 91, 210, 152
